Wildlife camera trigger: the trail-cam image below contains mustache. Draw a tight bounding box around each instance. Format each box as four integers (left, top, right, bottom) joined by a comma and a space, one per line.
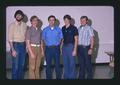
16, 18, 22, 22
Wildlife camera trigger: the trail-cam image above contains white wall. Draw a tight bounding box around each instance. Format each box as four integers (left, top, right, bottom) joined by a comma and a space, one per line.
6, 6, 114, 63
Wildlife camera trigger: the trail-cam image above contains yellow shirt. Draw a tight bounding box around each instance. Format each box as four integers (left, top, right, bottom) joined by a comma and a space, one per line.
8, 21, 27, 42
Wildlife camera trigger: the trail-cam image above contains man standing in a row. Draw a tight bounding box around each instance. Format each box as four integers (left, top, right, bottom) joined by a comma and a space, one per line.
26, 16, 44, 79
42, 15, 63, 79
62, 15, 78, 79
77, 16, 94, 79
8, 10, 27, 79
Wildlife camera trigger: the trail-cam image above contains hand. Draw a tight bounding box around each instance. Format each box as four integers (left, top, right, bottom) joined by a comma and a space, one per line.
12, 50, 17, 57
30, 53, 35, 59
26, 47, 28, 53
60, 47, 62, 56
88, 49, 93, 55
72, 50, 77, 56
41, 51, 44, 58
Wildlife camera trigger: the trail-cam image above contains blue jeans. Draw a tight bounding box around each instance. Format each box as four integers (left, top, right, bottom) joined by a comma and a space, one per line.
77, 45, 93, 79
11, 42, 26, 79
45, 45, 61, 79
62, 44, 76, 79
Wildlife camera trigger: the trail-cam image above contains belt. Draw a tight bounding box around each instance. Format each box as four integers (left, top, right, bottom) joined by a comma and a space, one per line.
78, 45, 90, 48
13, 42, 25, 44
47, 45, 59, 48
63, 43, 73, 46
31, 44, 40, 47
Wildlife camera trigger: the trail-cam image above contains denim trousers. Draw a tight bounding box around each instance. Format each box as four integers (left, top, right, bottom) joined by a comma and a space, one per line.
12, 42, 26, 79
62, 44, 76, 79
77, 45, 93, 79
45, 45, 61, 79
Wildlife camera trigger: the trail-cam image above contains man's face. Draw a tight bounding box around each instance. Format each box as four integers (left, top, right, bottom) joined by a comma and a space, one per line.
15, 14, 23, 22
48, 17, 55, 27
80, 18, 88, 26
31, 18, 38, 26
64, 18, 70, 26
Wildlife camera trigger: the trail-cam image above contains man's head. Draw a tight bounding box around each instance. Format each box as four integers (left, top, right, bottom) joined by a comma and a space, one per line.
63, 15, 71, 26
14, 10, 24, 22
48, 15, 56, 27
30, 16, 39, 26
80, 16, 88, 26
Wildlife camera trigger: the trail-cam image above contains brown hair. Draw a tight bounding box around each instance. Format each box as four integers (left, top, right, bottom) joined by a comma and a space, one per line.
14, 10, 24, 18
30, 15, 38, 22
48, 15, 56, 21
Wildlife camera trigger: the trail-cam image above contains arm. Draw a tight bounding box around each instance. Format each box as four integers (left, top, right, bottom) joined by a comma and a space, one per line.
90, 36, 94, 49
59, 28, 63, 46
9, 41, 17, 57
8, 24, 14, 51
9, 42, 14, 51
26, 29, 35, 59
59, 28, 63, 55
72, 35, 78, 56
88, 27, 94, 55
88, 36, 94, 55
72, 27, 79, 56
60, 39, 64, 55
8, 24, 17, 57
41, 40, 45, 57
26, 39, 35, 59
74, 35, 78, 52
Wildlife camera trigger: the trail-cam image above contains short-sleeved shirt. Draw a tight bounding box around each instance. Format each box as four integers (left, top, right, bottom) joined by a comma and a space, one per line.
62, 24, 78, 45
78, 24, 94, 46
42, 26, 63, 46
26, 26, 42, 45
8, 21, 27, 42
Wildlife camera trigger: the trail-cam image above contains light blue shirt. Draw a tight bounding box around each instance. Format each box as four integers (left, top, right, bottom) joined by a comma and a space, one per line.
42, 25, 63, 46
78, 24, 94, 46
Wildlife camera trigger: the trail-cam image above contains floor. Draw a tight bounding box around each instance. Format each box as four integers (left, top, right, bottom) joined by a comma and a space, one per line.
6, 64, 114, 79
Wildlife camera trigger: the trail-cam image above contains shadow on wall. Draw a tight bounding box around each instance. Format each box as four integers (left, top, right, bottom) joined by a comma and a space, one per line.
37, 19, 43, 29
88, 19, 99, 64
22, 14, 28, 23
55, 18, 60, 26
70, 18, 75, 26
87, 19, 99, 77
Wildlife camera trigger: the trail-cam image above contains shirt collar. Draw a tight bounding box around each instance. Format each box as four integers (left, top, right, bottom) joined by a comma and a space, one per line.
80, 24, 88, 28
15, 21, 22, 25
65, 24, 72, 29
48, 25, 55, 30
31, 26, 38, 30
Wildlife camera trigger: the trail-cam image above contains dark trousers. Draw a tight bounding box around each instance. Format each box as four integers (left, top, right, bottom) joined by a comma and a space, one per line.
77, 45, 93, 79
45, 45, 61, 79
12, 42, 26, 79
62, 44, 76, 79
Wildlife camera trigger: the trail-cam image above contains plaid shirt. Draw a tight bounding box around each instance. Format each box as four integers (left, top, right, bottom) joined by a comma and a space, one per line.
78, 24, 94, 46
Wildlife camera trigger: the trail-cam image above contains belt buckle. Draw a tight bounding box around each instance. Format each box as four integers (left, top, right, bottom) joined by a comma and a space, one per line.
31, 44, 40, 47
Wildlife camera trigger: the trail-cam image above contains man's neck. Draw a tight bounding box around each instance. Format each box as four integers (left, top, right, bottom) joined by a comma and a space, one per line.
32, 25, 37, 28
81, 24, 87, 27
65, 24, 70, 28
32, 25, 38, 30
49, 25, 54, 28
16, 21, 22, 25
